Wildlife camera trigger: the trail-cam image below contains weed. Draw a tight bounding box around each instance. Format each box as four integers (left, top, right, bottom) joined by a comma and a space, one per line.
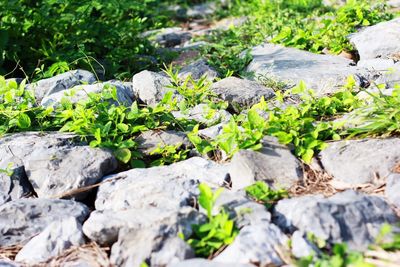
245, 181, 288, 208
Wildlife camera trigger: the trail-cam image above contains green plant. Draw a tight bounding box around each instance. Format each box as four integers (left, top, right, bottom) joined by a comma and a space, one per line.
185, 183, 238, 257
149, 143, 189, 167
245, 181, 288, 208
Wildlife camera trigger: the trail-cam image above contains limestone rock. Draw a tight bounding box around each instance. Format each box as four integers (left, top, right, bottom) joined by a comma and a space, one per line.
135, 130, 191, 156
0, 199, 89, 246
273, 190, 399, 250
169, 259, 255, 267
319, 138, 400, 185
15, 217, 85, 264
26, 70, 96, 102
211, 77, 274, 112
178, 59, 218, 81
386, 173, 400, 209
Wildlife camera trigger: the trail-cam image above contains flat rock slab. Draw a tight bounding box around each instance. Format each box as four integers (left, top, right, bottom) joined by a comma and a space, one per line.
40, 81, 134, 107
274, 190, 399, 250
15, 217, 85, 264
246, 43, 367, 95
178, 59, 218, 81
319, 138, 400, 185
0, 132, 117, 199
0, 199, 89, 246
229, 136, 303, 190
26, 70, 96, 102
213, 223, 288, 266
135, 130, 191, 156
350, 18, 400, 61
211, 77, 275, 112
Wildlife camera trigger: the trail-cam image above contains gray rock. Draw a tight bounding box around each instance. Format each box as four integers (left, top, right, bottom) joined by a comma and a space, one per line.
110, 226, 195, 267
319, 138, 400, 185
169, 259, 255, 267
291, 230, 319, 258
178, 59, 219, 81
0, 198, 89, 246
213, 223, 289, 266
0, 260, 20, 267
198, 123, 226, 139
40, 81, 134, 107
211, 77, 275, 112
273, 190, 399, 250
358, 59, 400, 89
26, 70, 96, 102
83, 157, 229, 245
132, 70, 177, 106
229, 136, 303, 190
0, 132, 117, 199
173, 104, 232, 126
246, 43, 368, 95
15, 217, 85, 264
177, 2, 217, 19
143, 27, 192, 48
388, 0, 400, 7
0, 163, 34, 206
386, 173, 400, 209
350, 18, 400, 61
135, 130, 191, 156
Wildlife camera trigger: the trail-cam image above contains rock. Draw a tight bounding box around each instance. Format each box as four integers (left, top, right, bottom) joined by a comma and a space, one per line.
169, 259, 255, 267
40, 81, 134, 107
26, 70, 96, 102
386, 173, 400, 209
173, 104, 232, 126
135, 130, 191, 156
0, 260, 20, 267
0, 132, 118, 199
212, 17, 248, 31
291, 230, 319, 258
0, 198, 89, 246
132, 70, 178, 106
83, 157, 229, 245
213, 223, 289, 266
273, 190, 399, 250
246, 43, 368, 95
15, 217, 85, 264
211, 77, 275, 112
350, 18, 400, 61
229, 136, 303, 190
142, 27, 192, 48
198, 123, 226, 139
178, 59, 219, 81
357, 59, 400, 89
110, 226, 195, 267
319, 138, 400, 185
0, 163, 34, 206
388, 0, 400, 8
177, 3, 217, 19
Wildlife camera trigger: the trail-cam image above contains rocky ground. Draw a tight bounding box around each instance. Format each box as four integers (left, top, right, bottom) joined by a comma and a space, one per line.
1, 1, 400, 267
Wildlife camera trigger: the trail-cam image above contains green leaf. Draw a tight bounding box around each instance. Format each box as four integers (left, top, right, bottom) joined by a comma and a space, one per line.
17, 113, 31, 129
114, 148, 131, 163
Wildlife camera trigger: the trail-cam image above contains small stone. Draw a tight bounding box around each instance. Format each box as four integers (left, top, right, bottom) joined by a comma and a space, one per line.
213, 223, 289, 266
0, 198, 89, 246
26, 70, 96, 102
319, 138, 400, 185
178, 59, 219, 81
229, 136, 303, 190
15, 217, 85, 264
211, 77, 274, 112
291, 230, 319, 259
273, 190, 399, 251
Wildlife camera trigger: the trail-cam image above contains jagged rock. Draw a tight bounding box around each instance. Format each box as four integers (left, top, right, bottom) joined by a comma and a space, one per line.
246, 43, 368, 95
198, 123, 225, 139
319, 138, 400, 185
0, 163, 34, 206
40, 81, 134, 107
357, 58, 400, 89
135, 130, 191, 156
169, 259, 255, 267
215, 191, 271, 228
15, 217, 85, 264
83, 157, 229, 245
142, 27, 192, 48
26, 70, 96, 102
0, 132, 117, 199
273, 190, 399, 251
291, 230, 319, 258
211, 77, 274, 112
0, 199, 89, 246
213, 223, 289, 266
110, 226, 195, 267
386, 173, 400, 209
229, 136, 303, 190
132, 70, 178, 106
178, 59, 219, 81
350, 18, 400, 61
173, 104, 232, 126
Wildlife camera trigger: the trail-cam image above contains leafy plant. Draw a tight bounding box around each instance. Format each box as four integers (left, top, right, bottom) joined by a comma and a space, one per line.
149, 143, 189, 167
185, 183, 238, 257
245, 181, 288, 208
